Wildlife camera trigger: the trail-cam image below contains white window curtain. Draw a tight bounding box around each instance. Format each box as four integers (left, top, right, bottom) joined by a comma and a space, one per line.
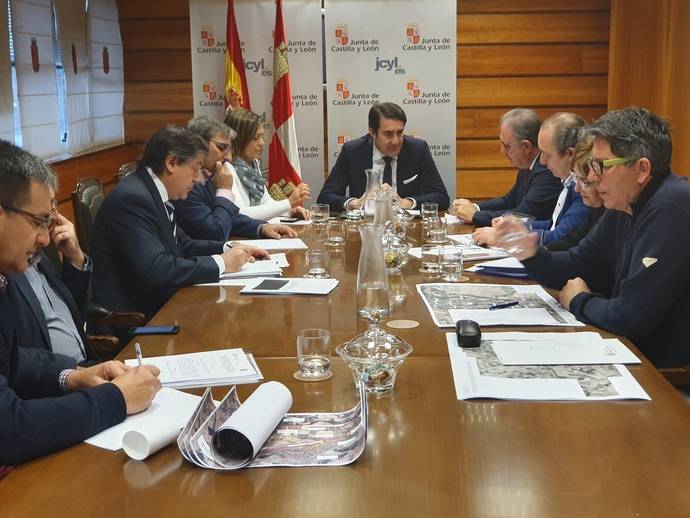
0, 5, 15, 142
10, 0, 62, 158
54, 0, 90, 154
86, 0, 123, 147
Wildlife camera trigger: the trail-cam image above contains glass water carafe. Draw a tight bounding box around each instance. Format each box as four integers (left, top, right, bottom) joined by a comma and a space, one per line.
363, 168, 383, 216
356, 223, 390, 319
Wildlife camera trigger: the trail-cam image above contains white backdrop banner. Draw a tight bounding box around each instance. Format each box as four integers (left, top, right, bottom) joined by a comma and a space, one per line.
324, 0, 456, 195
189, 0, 324, 193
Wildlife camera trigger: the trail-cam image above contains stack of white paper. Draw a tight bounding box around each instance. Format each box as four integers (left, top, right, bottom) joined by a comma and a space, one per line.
124, 349, 263, 389
220, 259, 282, 279
230, 238, 308, 250
267, 216, 312, 226
240, 277, 339, 295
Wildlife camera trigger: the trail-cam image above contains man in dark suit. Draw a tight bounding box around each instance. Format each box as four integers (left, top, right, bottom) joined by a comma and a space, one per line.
451, 108, 562, 227
0, 140, 161, 466
317, 102, 450, 212
173, 116, 297, 241
91, 126, 268, 328
10, 207, 96, 362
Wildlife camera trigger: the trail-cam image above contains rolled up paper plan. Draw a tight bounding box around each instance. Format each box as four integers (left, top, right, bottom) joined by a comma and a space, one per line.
211, 381, 292, 468
122, 416, 180, 461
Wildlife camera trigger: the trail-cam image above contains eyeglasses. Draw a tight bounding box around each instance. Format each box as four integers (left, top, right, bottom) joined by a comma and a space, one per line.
208, 139, 231, 153
0, 203, 56, 232
587, 156, 637, 176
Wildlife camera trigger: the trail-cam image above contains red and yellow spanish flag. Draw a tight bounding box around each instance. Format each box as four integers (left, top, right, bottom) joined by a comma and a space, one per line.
224, 0, 250, 110
268, 0, 301, 186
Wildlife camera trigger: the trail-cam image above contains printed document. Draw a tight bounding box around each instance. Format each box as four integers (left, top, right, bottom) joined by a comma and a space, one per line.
230, 238, 308, 250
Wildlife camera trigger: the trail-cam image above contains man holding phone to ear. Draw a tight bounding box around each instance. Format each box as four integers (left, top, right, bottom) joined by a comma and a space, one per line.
0, 140, 161, 466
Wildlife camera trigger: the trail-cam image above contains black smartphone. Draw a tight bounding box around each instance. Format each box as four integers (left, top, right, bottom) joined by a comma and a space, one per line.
129, 325, 180, 335
279, 217, 299, 223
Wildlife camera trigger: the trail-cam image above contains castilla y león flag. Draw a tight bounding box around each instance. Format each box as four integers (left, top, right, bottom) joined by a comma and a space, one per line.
268, 0, 301, 187
224, 0, 250, 109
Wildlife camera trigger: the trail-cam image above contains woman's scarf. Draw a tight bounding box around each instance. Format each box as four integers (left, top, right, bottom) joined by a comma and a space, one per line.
232, 156, 266, 206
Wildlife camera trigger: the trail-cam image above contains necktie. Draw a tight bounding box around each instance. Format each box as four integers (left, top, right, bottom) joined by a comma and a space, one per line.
382, 156, 393, 187
164, 202, 177, 239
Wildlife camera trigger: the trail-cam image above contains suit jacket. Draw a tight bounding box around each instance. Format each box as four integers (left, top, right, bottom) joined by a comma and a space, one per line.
547, 206, 606, 252
529, 182, 588, 245
317, 134, 450, 211
91, 167, 224, 322
8, 253, 97, 360
0, 278, 126, 465
473, 158, 561, 227
172, 172, 263, 241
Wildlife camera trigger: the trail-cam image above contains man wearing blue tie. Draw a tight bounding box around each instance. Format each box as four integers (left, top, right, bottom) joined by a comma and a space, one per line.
317, 102, 450, 212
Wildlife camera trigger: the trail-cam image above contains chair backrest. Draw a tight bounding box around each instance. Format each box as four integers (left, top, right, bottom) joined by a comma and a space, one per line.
114, 162, 137, 185
71, 177, 105, 254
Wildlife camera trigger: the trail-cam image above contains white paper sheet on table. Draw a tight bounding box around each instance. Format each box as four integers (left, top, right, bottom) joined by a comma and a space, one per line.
444, 214, 463, 224
445, 333, 650, 401
449, 307, 559, 326
230, 238, 308, 250
124, 349, 263, 388
240, 277, 339, 295
467, 257, 524, 271
85, 388, 201, 451
487, 333, 641, 365
267, 217, 312, 226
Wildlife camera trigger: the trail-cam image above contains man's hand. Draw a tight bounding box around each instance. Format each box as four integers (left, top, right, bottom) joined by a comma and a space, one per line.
289, 206, 311, 220
451, 198, 478, 223
559, 277, 590, 310
51, 213, 86, 269
223, 243, 272, 273
65, 360, 131, 391
212, 161, 234, 190
288, 183, 311, 208
472, 227, 498, 247
261, 224, 297, 239
111, 366, 162, 415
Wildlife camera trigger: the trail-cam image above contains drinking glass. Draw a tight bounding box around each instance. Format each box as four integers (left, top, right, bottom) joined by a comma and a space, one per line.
295, 328, 332, 381
496, 214, 534, 255
304, 249, 329, 278
426, 216, 447, 244
326, 220, 346, 247
421, 202, 438, 226
440, 246, 464, 282
311, 204, 330, 226
345, 198, 363, 221
419, 244, 441, 275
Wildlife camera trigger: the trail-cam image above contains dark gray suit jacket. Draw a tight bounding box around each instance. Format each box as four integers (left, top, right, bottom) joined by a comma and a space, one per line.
91, 167, 224, 322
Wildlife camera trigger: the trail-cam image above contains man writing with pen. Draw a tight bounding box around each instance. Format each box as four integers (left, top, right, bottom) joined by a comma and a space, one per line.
0, 140, 162, 467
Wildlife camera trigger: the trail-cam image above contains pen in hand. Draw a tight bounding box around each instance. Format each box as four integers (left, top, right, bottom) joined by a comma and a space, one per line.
135, 342, 143, 367
489, 301, 520, 311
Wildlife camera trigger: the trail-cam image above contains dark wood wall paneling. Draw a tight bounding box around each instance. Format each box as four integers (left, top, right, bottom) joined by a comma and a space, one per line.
456, 0, 610, 199
608, 0, 690, 178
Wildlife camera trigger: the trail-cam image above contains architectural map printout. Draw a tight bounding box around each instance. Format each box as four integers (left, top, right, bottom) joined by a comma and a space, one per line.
178, 382, 367, 469
446, 334, 650, 401
417, 283, 584, 328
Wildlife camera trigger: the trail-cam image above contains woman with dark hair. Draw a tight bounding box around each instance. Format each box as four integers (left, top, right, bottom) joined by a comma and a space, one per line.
224, 109, 311, 221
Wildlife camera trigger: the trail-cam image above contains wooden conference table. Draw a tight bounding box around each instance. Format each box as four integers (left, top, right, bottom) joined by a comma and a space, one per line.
3, 221, 690, 517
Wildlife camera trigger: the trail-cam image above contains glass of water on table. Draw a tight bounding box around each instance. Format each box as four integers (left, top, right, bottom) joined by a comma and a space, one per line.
294, 328, 332, 381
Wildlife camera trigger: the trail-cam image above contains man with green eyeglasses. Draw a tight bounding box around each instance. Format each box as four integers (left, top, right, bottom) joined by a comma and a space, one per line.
495, 107, 690, 369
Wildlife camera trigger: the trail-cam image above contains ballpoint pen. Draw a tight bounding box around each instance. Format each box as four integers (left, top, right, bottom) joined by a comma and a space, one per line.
488, 301, 519, 311
135, 342, 143, 367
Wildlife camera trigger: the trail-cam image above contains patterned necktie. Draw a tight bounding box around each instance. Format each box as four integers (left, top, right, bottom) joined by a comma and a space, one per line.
382, 156, 393, 187
164, 202, 177, 239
